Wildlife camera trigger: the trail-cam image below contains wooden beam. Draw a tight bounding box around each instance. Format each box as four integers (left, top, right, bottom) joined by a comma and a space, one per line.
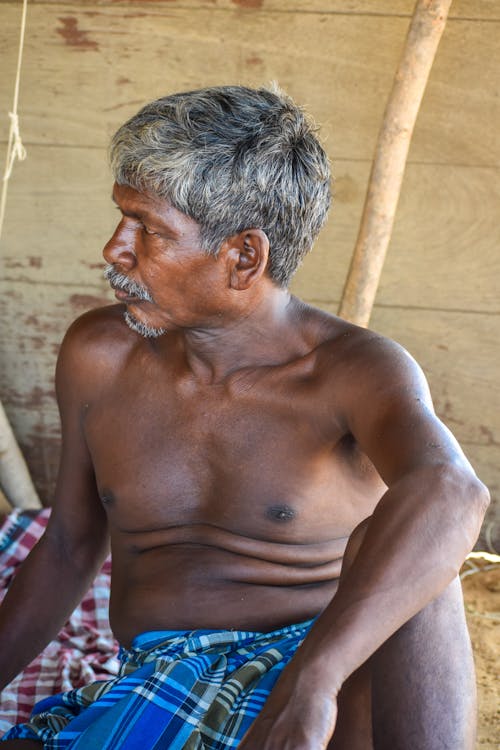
0, 484, 12, 516
338, 0, 453, 327
0, 399, 41, 509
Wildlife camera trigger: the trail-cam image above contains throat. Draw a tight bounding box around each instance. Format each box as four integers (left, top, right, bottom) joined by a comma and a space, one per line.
181, 293, 311, 384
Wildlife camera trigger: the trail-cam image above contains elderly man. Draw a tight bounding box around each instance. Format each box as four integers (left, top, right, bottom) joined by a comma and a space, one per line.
0, 85, 489, 749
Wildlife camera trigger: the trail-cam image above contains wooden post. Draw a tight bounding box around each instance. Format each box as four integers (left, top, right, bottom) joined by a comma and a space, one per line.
0, 399, 41, 510
0, 485, 12, 516
338, 0, 453, 327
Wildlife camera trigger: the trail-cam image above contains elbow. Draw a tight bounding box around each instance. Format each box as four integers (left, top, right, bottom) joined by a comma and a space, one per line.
426, 462, 490, 553
455, 471, 490, 551
471, 476, 490, 533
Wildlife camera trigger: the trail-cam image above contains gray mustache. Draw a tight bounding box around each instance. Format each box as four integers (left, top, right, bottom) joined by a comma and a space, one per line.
104, 264, 153, 302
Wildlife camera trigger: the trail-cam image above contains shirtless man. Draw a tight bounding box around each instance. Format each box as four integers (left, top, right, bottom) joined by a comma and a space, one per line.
0, 85, 489, 749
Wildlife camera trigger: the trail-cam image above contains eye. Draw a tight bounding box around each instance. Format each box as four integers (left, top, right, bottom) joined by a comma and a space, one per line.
142, 224, 159, 237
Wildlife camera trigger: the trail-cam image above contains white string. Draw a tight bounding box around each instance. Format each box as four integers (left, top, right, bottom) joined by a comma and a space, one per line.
0, 0, 29, 243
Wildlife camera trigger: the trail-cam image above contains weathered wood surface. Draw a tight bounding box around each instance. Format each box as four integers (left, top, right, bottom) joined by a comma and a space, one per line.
1, 4, 499, 167
0, 0, 498, 542
1, 0, 499, 22
293, 160, 500, 312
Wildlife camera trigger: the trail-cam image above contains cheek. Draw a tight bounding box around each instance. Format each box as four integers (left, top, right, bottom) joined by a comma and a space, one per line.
144, 251, 222, 307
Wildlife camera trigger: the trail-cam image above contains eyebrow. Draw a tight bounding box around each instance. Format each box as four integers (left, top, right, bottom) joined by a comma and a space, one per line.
111, 193, 156, 222
110, 193, 180, 238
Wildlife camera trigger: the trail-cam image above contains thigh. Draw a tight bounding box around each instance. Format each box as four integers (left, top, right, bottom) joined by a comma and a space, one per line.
371, 577, 476, 750
327, 518, 475, 750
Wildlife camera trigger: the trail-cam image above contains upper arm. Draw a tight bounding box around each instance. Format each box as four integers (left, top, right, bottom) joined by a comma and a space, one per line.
341, 335, 475, 487
45, 310, 116, 565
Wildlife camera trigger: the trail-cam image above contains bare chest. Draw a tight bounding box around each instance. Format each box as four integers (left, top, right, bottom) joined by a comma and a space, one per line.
84, 373, 383, 542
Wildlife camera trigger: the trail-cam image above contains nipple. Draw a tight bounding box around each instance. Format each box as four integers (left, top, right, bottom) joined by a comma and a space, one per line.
100, 488, 115, 506
267, 504, 295, 522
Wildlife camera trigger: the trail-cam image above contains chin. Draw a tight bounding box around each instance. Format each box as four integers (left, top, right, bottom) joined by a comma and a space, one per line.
124, 311, 167, 338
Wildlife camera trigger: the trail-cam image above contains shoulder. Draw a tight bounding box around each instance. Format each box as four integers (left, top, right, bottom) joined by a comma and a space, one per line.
321, 321, 437, 447
55, 304, 140, 402
298, 300, 419, 369
333, 323, 427, 391
58, 304, 135, 364
61, 303, 132, 345
298, 302, 432, 407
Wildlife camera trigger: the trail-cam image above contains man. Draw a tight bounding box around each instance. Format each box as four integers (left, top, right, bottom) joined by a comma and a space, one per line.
0, 85, 489, 749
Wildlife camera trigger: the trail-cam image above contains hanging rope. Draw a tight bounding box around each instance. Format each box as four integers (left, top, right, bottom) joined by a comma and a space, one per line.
0, 0, 29, 243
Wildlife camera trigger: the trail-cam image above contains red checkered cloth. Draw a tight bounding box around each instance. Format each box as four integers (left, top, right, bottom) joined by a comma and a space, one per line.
0, 508, 119, 736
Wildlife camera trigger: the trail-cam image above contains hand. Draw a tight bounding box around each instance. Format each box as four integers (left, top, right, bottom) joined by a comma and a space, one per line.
238, 667, 338, 750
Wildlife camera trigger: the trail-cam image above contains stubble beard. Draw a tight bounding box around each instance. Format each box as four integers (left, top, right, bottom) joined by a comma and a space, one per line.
104, 263, 167, 338
124, 311, 167, 339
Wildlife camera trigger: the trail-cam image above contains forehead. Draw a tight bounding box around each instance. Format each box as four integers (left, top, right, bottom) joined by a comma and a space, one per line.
112, 182, 201, 236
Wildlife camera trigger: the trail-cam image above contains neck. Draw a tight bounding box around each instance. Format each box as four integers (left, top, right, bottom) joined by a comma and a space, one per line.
179, 286, 309, 384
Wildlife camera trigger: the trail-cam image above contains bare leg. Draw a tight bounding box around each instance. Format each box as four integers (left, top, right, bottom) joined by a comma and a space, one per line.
329, 519, 476, 750
371, 577, 476, 750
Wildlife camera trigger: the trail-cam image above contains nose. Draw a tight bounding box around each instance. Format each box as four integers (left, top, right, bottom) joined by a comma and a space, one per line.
102, 219, 138, 270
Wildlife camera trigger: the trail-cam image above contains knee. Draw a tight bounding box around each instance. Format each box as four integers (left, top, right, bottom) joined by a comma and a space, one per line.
421, 576, 469, 626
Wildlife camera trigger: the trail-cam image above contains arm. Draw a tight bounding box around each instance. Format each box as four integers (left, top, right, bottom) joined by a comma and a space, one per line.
240, 334, 489, 748
0, 316, 110, 691
298, 338, 489, 681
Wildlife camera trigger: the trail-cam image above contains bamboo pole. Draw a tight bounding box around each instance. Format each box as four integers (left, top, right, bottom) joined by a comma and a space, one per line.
338, 0, 453, 327
0, 399, 41, 509
0, 485, 12, 516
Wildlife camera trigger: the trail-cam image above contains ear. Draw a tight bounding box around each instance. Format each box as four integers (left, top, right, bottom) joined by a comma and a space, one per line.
222, 229, 270, 291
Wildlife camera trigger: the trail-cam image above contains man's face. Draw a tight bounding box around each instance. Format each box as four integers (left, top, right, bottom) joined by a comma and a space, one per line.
103, 184, 228, 337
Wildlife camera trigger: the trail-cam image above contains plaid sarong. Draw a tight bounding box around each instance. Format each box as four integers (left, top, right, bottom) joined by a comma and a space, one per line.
3, 619, 313, 749
0, 509, 119, 737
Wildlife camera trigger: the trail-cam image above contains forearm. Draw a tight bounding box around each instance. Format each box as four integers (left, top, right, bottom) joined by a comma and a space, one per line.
0, 532, 107, 690
291, 465, 488, 693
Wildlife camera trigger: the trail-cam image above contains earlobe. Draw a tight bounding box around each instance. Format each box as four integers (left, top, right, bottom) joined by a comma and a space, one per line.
227, 229, 269, 291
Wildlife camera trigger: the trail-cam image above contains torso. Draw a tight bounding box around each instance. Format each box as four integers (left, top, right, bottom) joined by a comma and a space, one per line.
80, 302, 387, 646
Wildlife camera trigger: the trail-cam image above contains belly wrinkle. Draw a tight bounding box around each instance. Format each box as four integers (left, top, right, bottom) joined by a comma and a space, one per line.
118, 521, 347, 566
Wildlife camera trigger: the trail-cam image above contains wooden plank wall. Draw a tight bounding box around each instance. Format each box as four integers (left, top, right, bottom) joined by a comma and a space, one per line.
0, 0, 499, 547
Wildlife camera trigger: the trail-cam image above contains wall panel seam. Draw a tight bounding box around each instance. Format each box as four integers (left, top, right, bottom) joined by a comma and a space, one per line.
1, 1, 500, 23
0, 144, 498, 171
305, 300, 500, 316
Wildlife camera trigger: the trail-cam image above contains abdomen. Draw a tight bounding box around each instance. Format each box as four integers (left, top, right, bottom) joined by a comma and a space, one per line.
109, 535, 344, 646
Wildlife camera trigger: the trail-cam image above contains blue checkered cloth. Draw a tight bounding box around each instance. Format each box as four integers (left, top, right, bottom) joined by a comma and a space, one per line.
3, 619, 313, 749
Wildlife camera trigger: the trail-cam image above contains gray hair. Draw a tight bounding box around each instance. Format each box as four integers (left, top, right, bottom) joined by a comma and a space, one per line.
110, 85, 331, 287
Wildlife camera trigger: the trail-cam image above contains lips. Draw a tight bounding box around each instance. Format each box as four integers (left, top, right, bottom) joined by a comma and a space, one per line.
113, 287, 140, 303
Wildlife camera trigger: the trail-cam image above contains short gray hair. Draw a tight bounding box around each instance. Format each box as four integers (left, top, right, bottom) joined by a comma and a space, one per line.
110, 85, 331, 287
